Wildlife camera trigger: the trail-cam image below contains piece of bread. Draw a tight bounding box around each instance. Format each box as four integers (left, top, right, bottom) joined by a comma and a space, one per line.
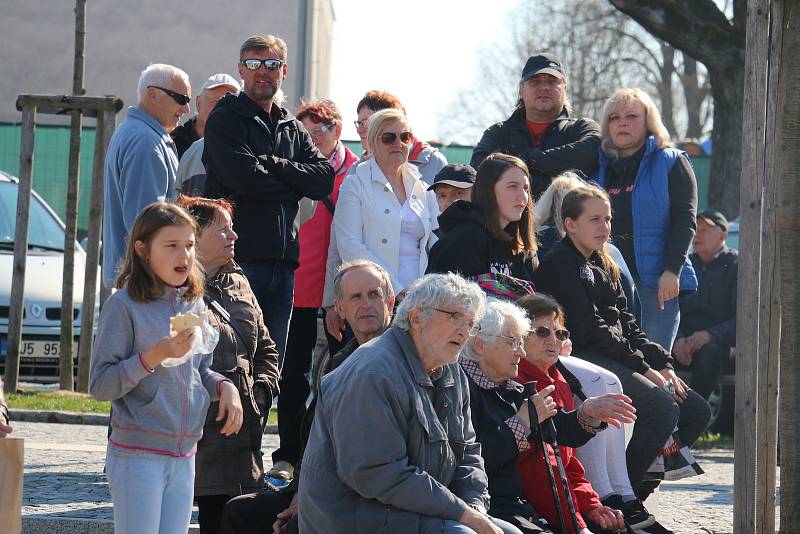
170, 311, 204, 333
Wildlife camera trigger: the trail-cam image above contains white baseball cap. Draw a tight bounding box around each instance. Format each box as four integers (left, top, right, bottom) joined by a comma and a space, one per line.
201, 73, 240, 93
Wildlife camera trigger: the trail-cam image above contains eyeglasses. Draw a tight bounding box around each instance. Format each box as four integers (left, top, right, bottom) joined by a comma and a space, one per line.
431, 308, 480, 335
380, 131, 413, 145
493, 334, 526, 352
148, 85, 190, 106
530, 325, 570, 341
240, 58, 285, 71
308, 122, 336, 137
354, 118, 368, 129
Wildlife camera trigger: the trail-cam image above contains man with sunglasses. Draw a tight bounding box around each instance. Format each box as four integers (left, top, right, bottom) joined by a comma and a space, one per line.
203, 35, 334, 381
470, 53, 600, 199
102, 63, 191, 288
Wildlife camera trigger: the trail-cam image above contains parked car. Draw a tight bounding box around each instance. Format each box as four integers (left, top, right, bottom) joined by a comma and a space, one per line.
0, 170, 98, 382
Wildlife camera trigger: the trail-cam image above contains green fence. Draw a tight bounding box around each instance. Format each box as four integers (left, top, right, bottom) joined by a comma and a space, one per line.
0, 122, 711, 234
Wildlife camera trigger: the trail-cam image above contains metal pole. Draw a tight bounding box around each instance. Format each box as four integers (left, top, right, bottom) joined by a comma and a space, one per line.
4, 108, 36, 393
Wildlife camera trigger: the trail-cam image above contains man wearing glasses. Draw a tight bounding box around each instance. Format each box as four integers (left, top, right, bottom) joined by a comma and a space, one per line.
102, 63, 191, 288
203, 35, 333, 387
470, 53, 601, 199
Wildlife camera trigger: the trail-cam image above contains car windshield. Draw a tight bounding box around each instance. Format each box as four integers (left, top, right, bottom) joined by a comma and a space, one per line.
0, 182, 65, 251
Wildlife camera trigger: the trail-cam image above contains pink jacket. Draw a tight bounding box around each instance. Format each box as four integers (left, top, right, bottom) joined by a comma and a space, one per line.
294, 144, 359, 308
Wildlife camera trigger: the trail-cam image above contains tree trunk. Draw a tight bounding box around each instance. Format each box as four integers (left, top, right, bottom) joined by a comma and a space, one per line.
681, 56, 707, 139
657, 43, 677, 138
706, 59, 744, 217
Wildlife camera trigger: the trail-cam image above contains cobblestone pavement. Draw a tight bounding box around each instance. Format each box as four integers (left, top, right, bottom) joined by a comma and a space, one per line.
12, 421, 779, 533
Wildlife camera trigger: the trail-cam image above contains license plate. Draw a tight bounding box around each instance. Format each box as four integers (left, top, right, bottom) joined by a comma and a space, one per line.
12, 340, 78, 359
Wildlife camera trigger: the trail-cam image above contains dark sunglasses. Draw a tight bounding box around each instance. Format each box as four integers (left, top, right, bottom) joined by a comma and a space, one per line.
531, 326, 570, 341
148, 85, 190, 106
241, 58, 285, 71
380, 131, 413, 145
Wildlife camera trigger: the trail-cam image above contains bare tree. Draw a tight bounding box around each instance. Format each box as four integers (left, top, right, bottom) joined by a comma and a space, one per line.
607, 0, 746, 217
439, 0, 712, 154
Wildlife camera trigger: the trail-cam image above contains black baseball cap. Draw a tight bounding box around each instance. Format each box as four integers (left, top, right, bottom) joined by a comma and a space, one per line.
697, 209, 728, 231
521, 53, 565, 82
428, 164, 477, 191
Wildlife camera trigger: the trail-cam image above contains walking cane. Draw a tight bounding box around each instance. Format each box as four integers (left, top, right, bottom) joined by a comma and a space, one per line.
543, 416, 582, 534
522, 381, 568, 533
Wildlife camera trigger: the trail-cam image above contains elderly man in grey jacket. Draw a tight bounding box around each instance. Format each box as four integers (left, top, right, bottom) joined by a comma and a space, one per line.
298, 273, 521, 534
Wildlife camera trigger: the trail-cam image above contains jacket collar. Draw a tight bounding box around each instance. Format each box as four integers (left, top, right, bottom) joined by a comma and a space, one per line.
459, 356, 523, 392
221, 91, 289, 124
127, 107, 173, 141
362, 158, 423, 193
390, 326, 456, 389
560, 235, 602, 264
507, 106, 571, 128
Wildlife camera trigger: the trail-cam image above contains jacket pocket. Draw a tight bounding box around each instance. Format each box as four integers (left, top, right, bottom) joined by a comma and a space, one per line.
354, 499, 421, 533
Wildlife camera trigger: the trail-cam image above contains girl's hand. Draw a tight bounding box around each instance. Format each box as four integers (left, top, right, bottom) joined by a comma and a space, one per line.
217, 381, 243, 436
659, 368, 689, 403
560, 338, 573, 356
581, 393, 637, 428
644, 368, 668, 388
657, 271, 680, 310
141, 329, 195, 368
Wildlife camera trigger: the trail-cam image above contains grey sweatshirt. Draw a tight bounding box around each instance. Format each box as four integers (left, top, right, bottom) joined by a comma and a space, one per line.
89, 287, 227, 456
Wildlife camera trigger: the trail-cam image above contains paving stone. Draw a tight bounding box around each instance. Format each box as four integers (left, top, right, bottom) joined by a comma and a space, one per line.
10, 421, 777, 533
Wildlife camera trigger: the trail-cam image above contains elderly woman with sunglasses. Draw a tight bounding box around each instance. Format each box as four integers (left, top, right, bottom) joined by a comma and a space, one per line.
459, 298, 633, 534
514, 294, 636, 534
333, 108, 439, 300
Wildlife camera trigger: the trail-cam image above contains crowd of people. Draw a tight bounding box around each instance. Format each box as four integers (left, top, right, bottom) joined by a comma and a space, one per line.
45, 30, 742, 534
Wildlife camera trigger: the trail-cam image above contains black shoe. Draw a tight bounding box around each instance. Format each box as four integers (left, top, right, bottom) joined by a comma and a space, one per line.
637, 520, 673, 534
602, 495, 655, 530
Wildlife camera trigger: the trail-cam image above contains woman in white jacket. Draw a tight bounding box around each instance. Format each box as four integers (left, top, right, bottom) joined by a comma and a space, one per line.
333, 108, 438, 299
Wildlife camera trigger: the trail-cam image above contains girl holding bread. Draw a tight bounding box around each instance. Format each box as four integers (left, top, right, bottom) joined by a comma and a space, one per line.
90, 202, 243, 534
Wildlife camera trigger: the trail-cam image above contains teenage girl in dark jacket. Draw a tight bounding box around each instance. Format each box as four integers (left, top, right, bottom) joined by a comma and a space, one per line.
427, 152, 538, 281
534, 186, 710, 498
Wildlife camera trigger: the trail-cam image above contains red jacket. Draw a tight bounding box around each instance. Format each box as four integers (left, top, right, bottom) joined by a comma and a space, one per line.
515, 360, 602, 533
294, 144, 358, 308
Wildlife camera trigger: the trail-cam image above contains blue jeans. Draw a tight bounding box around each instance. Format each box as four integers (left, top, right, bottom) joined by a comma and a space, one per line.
240, 260, 295, 368
105, 450, 195, 534
443, 516, 523, 534
633, 277, 680, 353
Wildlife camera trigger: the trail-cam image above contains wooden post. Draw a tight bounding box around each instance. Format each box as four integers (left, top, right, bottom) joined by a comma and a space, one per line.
59, 0, 87, 391
754, 3, 783, 532
76, 109, 114, 393
734, 0, 770, 531
777, 1, 800, 529
3, 108, 36, 394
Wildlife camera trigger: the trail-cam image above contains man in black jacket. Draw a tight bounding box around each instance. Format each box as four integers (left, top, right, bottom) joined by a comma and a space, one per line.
203, 34, 334, 378
471, 53, 600, 198
673, 210, 738, 399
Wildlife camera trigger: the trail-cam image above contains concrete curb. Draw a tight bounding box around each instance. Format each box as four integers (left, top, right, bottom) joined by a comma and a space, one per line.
10, 408, 278, 433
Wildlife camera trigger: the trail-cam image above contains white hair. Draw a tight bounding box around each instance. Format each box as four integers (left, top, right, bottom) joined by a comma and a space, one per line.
137, 63, 190, 103
461, 298, 531, 362
393, 273, 485, 332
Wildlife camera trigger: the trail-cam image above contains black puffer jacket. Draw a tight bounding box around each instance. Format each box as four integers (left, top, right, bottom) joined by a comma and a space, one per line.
535, 237, 673, 373
426, 201, 537, 281
471, 108, 600, 198
195, 261, 280, 497
203, 92, 334, 266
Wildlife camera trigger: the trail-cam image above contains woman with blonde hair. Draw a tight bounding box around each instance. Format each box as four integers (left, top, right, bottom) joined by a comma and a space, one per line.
594, 88, 698, 355
333, 108, 438, 298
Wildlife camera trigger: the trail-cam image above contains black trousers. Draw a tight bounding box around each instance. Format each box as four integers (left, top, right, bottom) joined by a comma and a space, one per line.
273, 307, 317, 466
687, 341, 733, 400
197, 494, 234, 534
220, 489, 298, 534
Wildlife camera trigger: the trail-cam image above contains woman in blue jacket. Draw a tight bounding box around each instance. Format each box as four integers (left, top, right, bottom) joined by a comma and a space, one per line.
594, 88, 698, 353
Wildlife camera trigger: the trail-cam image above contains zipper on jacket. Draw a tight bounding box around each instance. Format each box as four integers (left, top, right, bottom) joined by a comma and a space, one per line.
279, 204, 287, 259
